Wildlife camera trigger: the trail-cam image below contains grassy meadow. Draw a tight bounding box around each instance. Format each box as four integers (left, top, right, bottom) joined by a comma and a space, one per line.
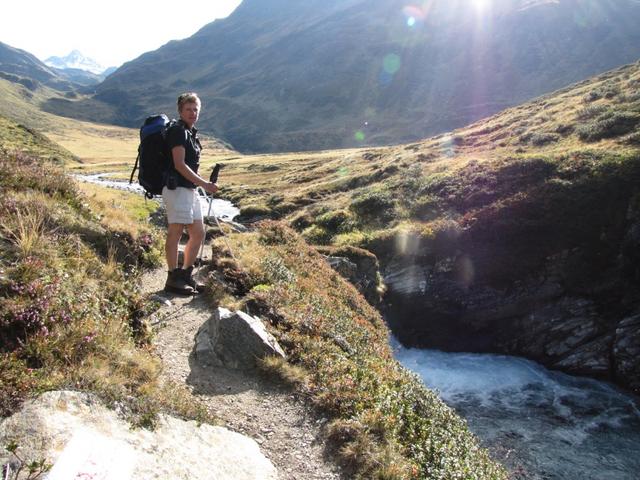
214, 61, 640, 258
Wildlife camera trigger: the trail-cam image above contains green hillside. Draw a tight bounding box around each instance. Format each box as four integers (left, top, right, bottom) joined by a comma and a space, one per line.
218, 61, 640, 238
0, 114, 76, 163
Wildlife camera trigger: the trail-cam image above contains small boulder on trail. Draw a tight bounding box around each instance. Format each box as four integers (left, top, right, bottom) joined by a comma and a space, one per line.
196, 307, 286, 370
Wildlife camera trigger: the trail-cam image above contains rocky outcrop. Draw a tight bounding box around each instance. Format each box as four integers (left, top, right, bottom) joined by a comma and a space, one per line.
196, 307, 286, 369
378, 171, 640, 394
614, 314, 640, 392
0, 391, 277, 480
321, 245, 384, 304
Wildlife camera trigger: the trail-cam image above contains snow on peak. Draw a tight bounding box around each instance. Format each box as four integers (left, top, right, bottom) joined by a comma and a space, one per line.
44, 50, 106, 75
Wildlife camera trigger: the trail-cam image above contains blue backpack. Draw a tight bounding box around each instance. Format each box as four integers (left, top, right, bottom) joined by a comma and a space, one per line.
129, 114, 176, 198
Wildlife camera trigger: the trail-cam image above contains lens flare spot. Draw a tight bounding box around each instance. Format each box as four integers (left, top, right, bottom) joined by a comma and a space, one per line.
338, 167, 350, 177
440, 135, 456, 157
383, 54, 401, 75
395, 230, 421, 256
455, 255, 475, 287
354, 131, 366, 142
402, 5, 427, 22
402, 2, 433, 27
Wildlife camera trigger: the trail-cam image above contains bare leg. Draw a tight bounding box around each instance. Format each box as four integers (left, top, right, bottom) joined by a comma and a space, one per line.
165, 223, 185, 270
183, 220, 205, 268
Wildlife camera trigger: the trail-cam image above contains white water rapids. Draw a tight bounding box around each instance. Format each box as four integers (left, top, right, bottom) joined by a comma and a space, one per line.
393, 338, 640, 479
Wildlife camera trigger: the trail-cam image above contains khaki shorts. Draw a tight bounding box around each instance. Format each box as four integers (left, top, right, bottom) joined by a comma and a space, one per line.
162, 186, 203, 225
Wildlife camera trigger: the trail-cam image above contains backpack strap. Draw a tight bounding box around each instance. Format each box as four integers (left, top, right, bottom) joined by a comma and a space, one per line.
129, 151, 140, 185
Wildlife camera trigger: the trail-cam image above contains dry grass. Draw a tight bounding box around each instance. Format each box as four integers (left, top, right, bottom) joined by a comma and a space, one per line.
75, 182, 159, 236
0, 204, 49, 260
46, 121, 139, 170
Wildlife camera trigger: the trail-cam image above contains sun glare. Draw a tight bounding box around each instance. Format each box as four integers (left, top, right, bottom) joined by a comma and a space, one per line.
473, 0, 490, 12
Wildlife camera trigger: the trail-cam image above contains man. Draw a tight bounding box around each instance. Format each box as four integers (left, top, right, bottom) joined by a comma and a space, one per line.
163, 92, 218, 294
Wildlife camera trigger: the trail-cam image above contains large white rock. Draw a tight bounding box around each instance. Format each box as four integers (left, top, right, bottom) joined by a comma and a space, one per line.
0, 391, 277, 480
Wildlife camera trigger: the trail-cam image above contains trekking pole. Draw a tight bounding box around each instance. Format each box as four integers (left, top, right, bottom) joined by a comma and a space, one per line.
197, 164, 237, 274
198, 164, 221, 267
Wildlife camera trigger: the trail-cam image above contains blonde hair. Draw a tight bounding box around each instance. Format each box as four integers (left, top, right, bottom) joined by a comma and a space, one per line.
177, 92, 201, 112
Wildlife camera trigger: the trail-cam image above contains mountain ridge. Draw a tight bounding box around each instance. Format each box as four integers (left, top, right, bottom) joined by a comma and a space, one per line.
55, 0, 640, 153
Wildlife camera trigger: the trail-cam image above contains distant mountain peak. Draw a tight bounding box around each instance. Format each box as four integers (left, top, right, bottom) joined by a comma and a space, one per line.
44, 50, 106, 75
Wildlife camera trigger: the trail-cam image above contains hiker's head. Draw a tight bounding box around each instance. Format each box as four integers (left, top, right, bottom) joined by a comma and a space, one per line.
177, 92, 201, 128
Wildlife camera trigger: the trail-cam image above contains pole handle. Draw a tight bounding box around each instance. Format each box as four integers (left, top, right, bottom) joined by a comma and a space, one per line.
210, 163, 221, 184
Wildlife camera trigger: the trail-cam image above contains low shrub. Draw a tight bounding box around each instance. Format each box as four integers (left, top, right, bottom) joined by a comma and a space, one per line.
577, 111, 640, 142
350, 189, 396, 223
529, 132, 560, 146
554, 124, 574, 136
239, 203, 272, 220
290, 211, 314, 231
576, 104, 610, 120
582, 90, 602, 103
582, 83, 620, 103
409, 195, 440, 220
302, 224, 332, 244
621, 130, 640, 145
316, 209, 355, 233
271, 201, 298, 216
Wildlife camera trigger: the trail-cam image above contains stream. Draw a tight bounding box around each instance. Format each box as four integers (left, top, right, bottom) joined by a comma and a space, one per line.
74, 173, 240, 221
393, 338, 640, 479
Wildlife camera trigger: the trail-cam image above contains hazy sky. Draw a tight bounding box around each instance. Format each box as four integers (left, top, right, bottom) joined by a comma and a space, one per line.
0, 0, 243, 67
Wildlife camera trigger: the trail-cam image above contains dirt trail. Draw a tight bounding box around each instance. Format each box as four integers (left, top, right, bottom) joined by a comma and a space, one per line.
141, 267, 343, 480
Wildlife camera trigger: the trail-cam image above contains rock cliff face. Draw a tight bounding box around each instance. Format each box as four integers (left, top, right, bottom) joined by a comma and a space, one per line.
321, 245, 384, 305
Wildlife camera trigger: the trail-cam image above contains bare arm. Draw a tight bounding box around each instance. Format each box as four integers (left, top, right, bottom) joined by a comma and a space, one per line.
172, 146, 218, 193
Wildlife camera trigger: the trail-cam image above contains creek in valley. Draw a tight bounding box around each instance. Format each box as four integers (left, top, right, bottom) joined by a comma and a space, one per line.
393, 338, 640, 479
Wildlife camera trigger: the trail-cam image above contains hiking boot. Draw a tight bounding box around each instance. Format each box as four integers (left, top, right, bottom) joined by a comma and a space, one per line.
182, 266, 206, 293
164, 268, 194, 295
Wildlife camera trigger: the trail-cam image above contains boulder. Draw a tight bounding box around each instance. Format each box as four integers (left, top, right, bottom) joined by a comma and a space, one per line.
196, 307, 286, 369
0, 391, 277, 480
322, 246, 384, 304
326, 256, 358, 280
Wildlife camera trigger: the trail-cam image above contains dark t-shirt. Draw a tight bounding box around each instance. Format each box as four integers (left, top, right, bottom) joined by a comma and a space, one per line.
167, 120, 202, 189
